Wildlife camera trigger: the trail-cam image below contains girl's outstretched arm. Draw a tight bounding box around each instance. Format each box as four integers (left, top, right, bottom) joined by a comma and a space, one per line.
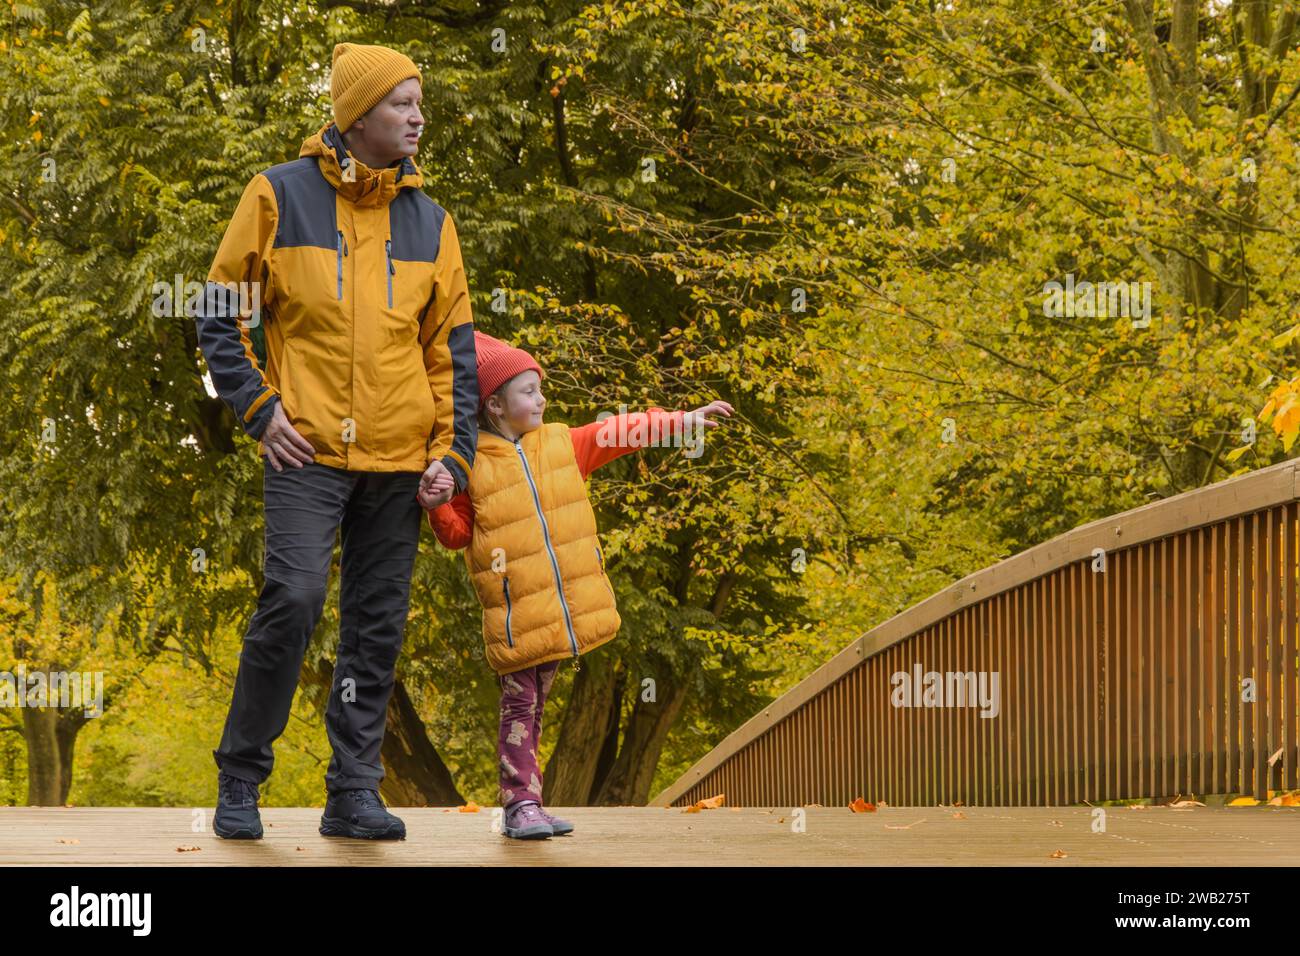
427, 490, 475, 550
569, 400, 733, 479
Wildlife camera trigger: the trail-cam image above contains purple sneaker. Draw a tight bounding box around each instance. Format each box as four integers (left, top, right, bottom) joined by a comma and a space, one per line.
502, 801, 553, 840
537, 807, 574, 835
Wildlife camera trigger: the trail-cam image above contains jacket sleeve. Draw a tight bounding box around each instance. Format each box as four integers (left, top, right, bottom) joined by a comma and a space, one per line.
421, 210, 479, 495
427, 490, 475, 550
568, 407, 687, 479
195, 172, 280, 441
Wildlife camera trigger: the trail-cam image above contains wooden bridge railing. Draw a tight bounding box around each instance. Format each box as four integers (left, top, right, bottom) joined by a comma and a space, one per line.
652, 459, 1300, 807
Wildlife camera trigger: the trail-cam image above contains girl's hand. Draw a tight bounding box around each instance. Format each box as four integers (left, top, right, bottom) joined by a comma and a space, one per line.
417, 462, 456, 509
681, 399, 734, 432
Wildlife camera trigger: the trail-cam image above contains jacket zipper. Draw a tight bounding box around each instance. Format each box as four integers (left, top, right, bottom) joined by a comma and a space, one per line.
335, 229, 349, 300
502, 575, 514, 648
385, 238, 394, 308
595, 545, 616, 603
513, 437, 580, 659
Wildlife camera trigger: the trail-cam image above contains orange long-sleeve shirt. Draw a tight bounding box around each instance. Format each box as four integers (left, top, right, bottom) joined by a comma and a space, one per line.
427, 407, 686, 549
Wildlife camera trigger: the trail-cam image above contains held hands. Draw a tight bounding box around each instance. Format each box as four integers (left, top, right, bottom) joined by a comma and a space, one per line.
263, 401, 317, 472
417, 459, 457, 510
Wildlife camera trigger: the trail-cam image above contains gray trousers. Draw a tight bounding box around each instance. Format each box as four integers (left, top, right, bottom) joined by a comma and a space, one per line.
213, 458, 423, 791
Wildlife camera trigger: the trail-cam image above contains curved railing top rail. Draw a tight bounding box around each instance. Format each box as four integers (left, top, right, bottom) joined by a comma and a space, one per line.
650, 457, 1300, 807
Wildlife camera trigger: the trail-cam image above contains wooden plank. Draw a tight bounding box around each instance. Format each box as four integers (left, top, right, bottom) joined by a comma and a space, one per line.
3, 807, 1297, 867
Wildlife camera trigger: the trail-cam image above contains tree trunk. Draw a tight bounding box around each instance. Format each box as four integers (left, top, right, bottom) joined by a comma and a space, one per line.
588, 661, 626, 801
593, 666, 689, 806
22, 706, 61, 806
55, 709, 88, 805
543, 649, 620, 804
380, 679, 464, 807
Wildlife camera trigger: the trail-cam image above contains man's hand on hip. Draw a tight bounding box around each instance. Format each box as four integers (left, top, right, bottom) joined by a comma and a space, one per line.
263, 402, 317, 471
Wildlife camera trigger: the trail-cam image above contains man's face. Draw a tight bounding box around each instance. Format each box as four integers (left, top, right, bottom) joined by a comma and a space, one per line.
348, 77, 424, 165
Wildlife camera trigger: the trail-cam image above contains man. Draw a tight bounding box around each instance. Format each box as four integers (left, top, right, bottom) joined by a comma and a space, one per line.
196, 42, 479, 840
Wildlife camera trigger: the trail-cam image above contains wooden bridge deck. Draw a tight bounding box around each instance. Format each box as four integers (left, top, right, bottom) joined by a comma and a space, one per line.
1, 805, 1296, 866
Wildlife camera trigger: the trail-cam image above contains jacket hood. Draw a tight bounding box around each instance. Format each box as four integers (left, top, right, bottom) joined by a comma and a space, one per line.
299, 120, 424, 206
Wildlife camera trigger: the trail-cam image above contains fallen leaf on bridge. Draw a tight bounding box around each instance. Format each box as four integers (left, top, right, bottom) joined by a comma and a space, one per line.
1228, 797, 1259, 807
1168, 799, 1205, 808
176, 845, 201, 852
683, 794, 725, 812
848, 798, 876, 812
458, 802, 481, 813
1049, 849, 1068, 859
952, 812, 966, 820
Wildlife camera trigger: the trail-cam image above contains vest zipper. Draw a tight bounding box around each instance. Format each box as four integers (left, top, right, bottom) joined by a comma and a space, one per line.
385, 238, 394, 308
502, 575, 515, 648
513, 437, 580, 659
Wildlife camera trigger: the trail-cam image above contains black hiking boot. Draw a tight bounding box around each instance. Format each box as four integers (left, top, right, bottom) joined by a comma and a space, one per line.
319, 788, 406, 840
214, 772, 264, 840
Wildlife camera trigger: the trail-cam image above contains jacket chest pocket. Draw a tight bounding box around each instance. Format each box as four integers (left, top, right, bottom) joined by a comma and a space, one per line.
502, 575, 515, 647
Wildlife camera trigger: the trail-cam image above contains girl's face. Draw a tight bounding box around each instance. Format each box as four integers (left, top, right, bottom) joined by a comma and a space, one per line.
488, 370, 546, 435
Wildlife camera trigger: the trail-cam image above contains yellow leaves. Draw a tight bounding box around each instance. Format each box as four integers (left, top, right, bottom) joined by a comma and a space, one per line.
1227, 796, 1259, 806
848, 797, 876, 812
98, 96, 110, 107
31, 130, 41, 142
1256, 376, 1300, 451
457, 801, 480, 812
28, 111, 40, 125
1270, 322, 1300, 348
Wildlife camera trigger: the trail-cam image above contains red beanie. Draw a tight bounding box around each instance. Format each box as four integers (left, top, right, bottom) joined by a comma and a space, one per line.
475, 331, 544, 411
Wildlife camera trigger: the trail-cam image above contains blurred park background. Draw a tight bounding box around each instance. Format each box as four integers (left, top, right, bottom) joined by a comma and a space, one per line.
4, 0, 1300, 808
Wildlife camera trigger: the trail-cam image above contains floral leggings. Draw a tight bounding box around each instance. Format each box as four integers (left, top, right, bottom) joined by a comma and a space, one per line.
497, 660, 562, 810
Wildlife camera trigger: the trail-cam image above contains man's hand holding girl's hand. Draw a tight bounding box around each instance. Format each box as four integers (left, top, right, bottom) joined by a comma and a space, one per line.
681, 399, 734, 433
418, 459, 457, 510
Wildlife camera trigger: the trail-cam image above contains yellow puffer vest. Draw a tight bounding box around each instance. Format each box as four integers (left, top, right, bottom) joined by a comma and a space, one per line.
465, 423, 621, 674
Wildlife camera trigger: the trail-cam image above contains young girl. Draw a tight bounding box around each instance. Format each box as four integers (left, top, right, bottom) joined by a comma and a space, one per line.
418, 331, 732, 839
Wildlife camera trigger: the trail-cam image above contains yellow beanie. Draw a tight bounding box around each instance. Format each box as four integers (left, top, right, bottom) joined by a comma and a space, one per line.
330, 42, 422, 132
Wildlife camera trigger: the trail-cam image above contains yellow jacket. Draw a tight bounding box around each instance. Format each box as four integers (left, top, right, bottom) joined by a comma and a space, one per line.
195, 121, 478, 485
